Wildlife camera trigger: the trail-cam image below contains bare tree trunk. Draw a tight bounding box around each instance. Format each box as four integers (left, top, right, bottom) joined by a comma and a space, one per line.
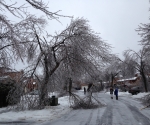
39, 55, 49, 108
100, 80, 103, 90
68, 78, 72, 96
39, 53, 61, 108
39, 82, 47, 108
140, 61, 148, 92
111, 73, 114, 87
140, 71, 148, 92
111, 71, 120, 87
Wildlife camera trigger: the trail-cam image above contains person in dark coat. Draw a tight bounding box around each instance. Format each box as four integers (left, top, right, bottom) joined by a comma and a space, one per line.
110, 87, 113, 99
84, 87, 86, 95
114, 87, 118, 100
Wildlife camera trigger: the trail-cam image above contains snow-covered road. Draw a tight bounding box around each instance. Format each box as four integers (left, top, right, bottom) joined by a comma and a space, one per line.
40, 93, 150, 125
0, 92, 150, 125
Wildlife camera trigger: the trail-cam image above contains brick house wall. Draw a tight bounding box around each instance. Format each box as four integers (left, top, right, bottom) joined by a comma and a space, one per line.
3, 71, 24, 82
24, 78, 38, 93
0, 67, 38, 93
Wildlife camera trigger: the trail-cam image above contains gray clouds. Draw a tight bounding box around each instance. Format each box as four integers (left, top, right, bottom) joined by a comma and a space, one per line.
45, 0, 149, 58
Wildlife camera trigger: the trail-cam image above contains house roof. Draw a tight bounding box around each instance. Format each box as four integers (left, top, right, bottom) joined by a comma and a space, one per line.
117, 77, 137, 82
102, 81, 109, 84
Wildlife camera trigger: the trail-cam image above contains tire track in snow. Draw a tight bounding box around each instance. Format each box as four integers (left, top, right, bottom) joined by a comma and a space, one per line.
121, 99, 150, 125
99, 103, 113, 125
95, 107, 106, 125
63, 109, 80, 121
84, 109, 94, 125
96, 108, 100, 124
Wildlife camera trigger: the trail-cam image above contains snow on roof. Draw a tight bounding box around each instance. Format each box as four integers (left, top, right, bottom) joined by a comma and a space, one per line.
103, 81, 109, 84
135, 72, 140, 74
0, 76, 11, 80
117, 77, 137, 82
119, 75, 123, 78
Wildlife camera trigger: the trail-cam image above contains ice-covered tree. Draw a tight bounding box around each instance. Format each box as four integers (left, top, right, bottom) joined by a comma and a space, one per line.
1, 1, 115, 109
136, 23, 150, 46
123, 46, 150, 92
0, 0, 70, 68
102, 56, 122, 87
23, 18, 114, 108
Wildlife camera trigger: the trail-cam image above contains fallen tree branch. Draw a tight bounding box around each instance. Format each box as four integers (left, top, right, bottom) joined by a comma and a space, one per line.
140, 104, 150, 110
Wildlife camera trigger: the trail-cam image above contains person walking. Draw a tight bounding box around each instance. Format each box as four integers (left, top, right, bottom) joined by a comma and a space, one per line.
114, 87, 118, 100
110, 87, 113, 99
84, 87, 86, 95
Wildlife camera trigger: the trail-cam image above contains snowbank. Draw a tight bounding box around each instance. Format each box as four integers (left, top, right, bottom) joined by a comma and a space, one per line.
0, 90, 92, 123
132, 92, 150, 99
0, 96, 71, 122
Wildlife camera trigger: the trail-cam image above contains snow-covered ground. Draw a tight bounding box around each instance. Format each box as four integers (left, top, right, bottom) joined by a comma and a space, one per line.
0, 91, 149, 123
105, 91, 131, 97
0, 96, 71, 123
132, 92, 149, 99
105, 90, 150, 99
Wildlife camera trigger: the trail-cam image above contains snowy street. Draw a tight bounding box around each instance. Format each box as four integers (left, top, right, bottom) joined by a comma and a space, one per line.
0, 92, 150, 125
39, 92, 150, 125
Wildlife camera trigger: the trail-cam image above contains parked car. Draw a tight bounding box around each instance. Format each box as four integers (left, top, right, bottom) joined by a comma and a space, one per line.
129, 86, 141, 95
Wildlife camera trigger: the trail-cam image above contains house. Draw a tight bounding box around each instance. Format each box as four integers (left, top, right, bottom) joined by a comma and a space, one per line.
3, 70, 24, 82
0, 67, 38, 93
80, 83, 88, 90
0, 67, 24, 82
72, 81, 80, 90
72, 81, 88, 90
0, 67, 11, 76
24, 77, 38, 93
117, 77, 137, 85
112, 73, 142, 92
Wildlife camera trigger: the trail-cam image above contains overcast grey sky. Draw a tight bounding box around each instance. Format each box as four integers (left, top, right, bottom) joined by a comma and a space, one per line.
12, 0, 150, 70
46, 0, 149, 57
